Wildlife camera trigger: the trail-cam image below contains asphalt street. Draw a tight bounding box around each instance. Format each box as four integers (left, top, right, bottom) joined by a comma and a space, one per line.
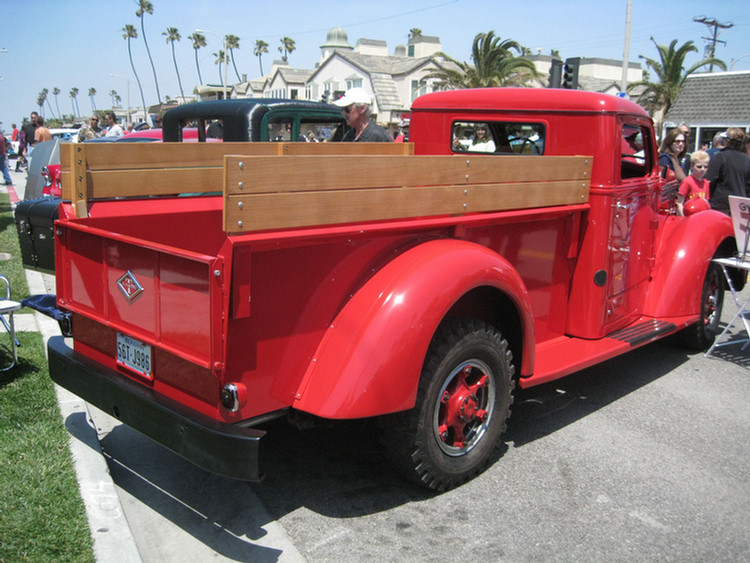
7, 161, 750, 563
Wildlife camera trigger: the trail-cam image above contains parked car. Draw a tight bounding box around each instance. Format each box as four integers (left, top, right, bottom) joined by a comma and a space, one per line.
49, 128, 79, 142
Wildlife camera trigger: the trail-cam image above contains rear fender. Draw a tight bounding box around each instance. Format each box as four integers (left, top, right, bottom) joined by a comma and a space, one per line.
644, 210, 734, 317
293, 239, 534, 419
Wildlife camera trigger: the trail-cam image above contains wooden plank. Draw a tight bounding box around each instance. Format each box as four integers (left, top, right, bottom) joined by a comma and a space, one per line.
59, 142, 414, 208
224, 179, 589, 233
225, 155, 591, 196
65, 142, 413, 171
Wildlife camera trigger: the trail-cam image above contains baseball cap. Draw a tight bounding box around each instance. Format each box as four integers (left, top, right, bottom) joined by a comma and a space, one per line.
332, 87, 372, 107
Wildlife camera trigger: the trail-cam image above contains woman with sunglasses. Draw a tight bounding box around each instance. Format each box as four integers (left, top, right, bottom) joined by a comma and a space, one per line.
659, 128, 688, 182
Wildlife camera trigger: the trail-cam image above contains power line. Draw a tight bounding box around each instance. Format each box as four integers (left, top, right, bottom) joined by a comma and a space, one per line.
693, 16, 733, 71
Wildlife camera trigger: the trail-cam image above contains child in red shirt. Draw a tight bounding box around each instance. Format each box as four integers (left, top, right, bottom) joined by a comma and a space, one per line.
677, 150, 710, 216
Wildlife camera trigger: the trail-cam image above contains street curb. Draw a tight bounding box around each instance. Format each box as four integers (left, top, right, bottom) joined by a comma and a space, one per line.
25, 268, 144, 563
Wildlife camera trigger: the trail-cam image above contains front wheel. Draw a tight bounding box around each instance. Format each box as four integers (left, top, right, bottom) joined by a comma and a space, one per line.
677, 261, 725, 349
379, 318, 514, 491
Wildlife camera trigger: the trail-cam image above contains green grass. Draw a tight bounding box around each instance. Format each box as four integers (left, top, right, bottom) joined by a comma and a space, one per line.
0, 194, 95, 563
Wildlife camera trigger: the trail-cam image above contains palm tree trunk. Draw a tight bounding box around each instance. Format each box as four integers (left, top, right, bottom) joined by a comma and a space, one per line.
230, 51, 241, 83
194, 49, 203, 85
171, 44, 185, 100
140, 16, 162, 103
128, 39, 148, 123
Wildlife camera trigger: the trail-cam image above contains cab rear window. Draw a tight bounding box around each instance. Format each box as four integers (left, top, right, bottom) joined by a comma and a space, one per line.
451, 121, 545, 155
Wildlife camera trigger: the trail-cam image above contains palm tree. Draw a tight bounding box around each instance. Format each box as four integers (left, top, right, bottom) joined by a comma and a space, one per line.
109, 89, 121, 107
225, 34, 242, 82
278, 36, 295, 62
627, 38, 725, 129
163, 27, 185, 100
52, 87, 62, 119
136, 0, 161, 103
424, 31, 539, 89
37, 90, 46, 115
409, 28, 422, 40
213, 49, 228, 84
123, 24, 148, 123
88, 87, 97, 112
254, 39, 269, 75
70, 87, 80, 117
188, 32, 206, 85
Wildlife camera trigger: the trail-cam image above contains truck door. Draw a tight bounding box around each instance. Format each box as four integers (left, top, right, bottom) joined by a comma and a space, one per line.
605, 121, 658, 331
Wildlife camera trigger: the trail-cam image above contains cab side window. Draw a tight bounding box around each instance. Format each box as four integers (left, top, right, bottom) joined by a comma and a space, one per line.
451, 121, 545, 155
620, 124, 651, 179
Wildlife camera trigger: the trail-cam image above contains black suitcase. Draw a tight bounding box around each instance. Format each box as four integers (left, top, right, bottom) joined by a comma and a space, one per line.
14, 197, 60, 273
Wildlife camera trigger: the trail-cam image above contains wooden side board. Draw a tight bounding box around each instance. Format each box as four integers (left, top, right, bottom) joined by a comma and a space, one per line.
223, 154, 592, 233
60, 142, 413, 217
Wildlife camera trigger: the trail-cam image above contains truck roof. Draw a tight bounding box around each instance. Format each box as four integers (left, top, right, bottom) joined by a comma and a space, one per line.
411, 88, 650, 118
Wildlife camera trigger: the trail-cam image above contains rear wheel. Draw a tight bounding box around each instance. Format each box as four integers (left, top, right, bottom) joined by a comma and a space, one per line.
677, 261, 724, 349
380, 318, 514, 491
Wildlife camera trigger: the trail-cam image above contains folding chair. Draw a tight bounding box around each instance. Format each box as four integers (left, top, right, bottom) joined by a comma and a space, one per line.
0, 274, 22, 370
706, 195, 750, 357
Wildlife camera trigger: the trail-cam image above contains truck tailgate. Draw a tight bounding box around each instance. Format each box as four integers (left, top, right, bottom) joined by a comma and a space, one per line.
57, 221, 220, 368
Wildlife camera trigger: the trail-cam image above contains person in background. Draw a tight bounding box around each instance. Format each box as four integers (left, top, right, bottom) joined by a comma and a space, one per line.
21, 111, 38, 158
659, 128, 687, 182
676, 150, 710, 216
706, 131, 728, 159
706, 127, 750, 214
76, 114, 103, 143
0, 133, 13, 185
34, 116, 52, 143
104, 111, 124, 137
11, 123, 18, 143
677, 121, 692, 174
332, 87, 391, 142
152, 115, 162, 129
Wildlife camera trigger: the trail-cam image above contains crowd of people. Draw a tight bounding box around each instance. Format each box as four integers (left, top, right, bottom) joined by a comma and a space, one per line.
662, 122, 750, 216
0, 110, 164, 185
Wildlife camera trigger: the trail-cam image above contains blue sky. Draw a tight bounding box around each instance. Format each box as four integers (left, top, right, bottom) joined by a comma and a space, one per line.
1, 0, 749, 129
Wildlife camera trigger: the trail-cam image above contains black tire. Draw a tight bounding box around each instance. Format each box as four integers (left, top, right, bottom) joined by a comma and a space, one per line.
677, 261, 725, 350
379, 318, 514, 491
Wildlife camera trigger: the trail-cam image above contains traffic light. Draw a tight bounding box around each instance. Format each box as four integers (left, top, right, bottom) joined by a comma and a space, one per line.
562, 58, 579, 89
548, 58, 562, 88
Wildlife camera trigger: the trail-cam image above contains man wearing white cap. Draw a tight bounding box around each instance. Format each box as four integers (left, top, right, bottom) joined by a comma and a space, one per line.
332, 87, 392, 142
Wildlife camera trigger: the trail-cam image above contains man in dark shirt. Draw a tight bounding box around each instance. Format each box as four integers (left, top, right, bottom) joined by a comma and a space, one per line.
706, 128, 750, 214
332, 87, 391, 142
21, 111, 39, 157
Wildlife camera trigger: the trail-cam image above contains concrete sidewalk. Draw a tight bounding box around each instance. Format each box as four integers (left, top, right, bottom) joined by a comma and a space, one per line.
24, 269, 145, 563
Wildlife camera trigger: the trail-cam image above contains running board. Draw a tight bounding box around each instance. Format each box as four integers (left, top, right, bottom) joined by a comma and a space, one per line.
608, 319, 677, 346
523, 316, 690, 389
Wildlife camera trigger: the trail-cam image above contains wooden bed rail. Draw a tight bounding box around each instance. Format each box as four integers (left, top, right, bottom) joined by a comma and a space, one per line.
60, 142, 414, 218
223, 154, 592, 234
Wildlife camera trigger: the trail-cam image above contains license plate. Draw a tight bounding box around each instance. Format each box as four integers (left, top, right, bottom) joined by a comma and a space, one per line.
116, 333, 153, 380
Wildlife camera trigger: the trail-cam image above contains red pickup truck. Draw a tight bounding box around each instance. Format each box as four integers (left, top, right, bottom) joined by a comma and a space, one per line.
47, 89, 740, 491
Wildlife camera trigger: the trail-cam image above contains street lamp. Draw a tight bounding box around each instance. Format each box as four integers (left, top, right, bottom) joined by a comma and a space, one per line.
195, 29, 228, 101
109, 74, 131, 125
730, 53, 750, 70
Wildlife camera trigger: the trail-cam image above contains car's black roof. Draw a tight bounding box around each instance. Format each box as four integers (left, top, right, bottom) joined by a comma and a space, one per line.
162, 98, 342, 142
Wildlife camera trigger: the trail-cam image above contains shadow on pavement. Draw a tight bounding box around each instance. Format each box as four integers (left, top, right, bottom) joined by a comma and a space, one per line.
60, 334, 748, 557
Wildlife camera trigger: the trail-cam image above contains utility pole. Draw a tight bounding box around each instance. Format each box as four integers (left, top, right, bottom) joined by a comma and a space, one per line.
693, 16, 733, 71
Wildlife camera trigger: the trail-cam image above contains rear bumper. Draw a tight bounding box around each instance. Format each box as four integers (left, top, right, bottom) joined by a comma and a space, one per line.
48, 335, 264, 481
